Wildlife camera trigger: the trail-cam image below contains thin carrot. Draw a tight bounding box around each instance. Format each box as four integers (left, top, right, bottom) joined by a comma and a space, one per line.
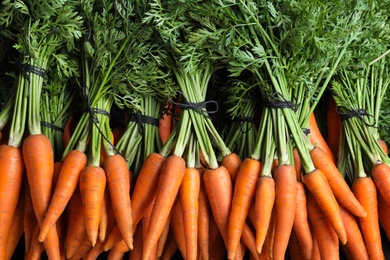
79, 165, 107, 247
288, 229, 304, 260
25, 223, 44, 260
220, 152, 242, 183
326, 94, 342, 159
339, 205, 369, 260
104, 154, 133, 250
99, 185, 110, 243
371, 163, 390, 206
308, 112, 335, 162
156, 209, 173, 257
142, 155, 186, 260
310, 146, 366, 218
378, 191, 390, 241
38, 149, 87, 242
352, 176, 385, 260
378, 139, 388, 156
259, 208, 275, 260
242, 222, 259, 260
69, 234, 92, 260
209, 233, 227, 260
62, 115, 75, 149
160, 235, 179, 260
23, 178, 36, 253
107, 240, 130, 260
304, 168, 347, 244
292, 148, 301, 177
0, 144, 24, 259
83, 240, 105, 260
159, 102, 173, 145
129, 223, 143, 260
197, 169, 210, 260
254, 175, 275, 254
306, 191, 339, 260
179, 167, 200, 260
227, 158, 261, 259
292, 181, 312, 260
272, 165, 297, 260
103, 226, 122, 252
171, 199, 186, 258
5, 189, 24, 260
309, 225, 320, 260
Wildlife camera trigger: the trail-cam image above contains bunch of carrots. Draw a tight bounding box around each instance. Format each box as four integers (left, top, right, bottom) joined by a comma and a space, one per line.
0, 0, 390, 260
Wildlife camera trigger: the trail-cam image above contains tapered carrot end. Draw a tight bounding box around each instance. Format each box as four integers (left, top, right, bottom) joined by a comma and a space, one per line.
256, 245, 263, 255
88, 232, 98, 247
227, 251, 236, 260
124, 237, 133, 251
37, 230, 47, 243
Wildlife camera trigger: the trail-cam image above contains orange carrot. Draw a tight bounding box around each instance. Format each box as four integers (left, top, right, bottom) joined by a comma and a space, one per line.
306, 191, 339, 259
378, 191, 390, 241
159, 102, 173, 145
23, 178, 37, 253
352, 176, 385, 260
104, 154, 133, 250
142, 155, 186, 260
242, 222, 259, 260
0, 144, 24, 259
304, 168, 347, 244
25, 223, 44, 260
131, 152, 165, 229
326, 94, 342, 159
292, 181, 312, 260
254, 176, 275, 254
69, 234, 92, 260
62, 115, 75, 149
371, 163, 390, 206
209, 233, 227, 260
227, 158, 261, 259
273, 165, 297, 260
220, 152, 242, 183
107, 240, 129, 260
293, 148, 301, 177
179, 167, 200, 260
339, 205, 369, 260
203, 166, 233, 249
198, 170, 210, 260
6, 189, 24, 260
103, 226, 122, 252
129, 223, 143, 260
378, 139, 388, 156
99, 185, 110, 243
83, 240, 105, 260
160, 235, 179, 260
156, 208, 173, 257
309, 225, 320, 260
310, 146, 366, 218
79, 165, 107, 247
259, 208, 275, 260
171, 199, 186, 258
308, 112, 335, 162
39, 149, 87, 242
288, 229, 304, 260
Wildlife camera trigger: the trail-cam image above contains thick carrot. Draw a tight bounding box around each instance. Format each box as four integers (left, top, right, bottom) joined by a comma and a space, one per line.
310, 146, 366, 218
131, 152, 165, 229
142, 155, 186, 260
273, 165, 297, 260
308, 112, 335, 162
104, 154, 133, 250
293, 181, 312, 260
0, 144, 24, 259
99, 187, 110, 243
220, 152, 242, 183
171, 199, 186, 258
326, 94, 342, 159
304, 168, 347, 244
378, 191, 390, 241
203, 166, 233, 249
254, 176, 275, 254
64, 187, 86, 259
179, 167, 200, 260
38, 149, 87, 242
378, 139, 388, 156
79, 165, 107, 247
339, 205, 369, 260
227, 158, 261, 259
371, 163, 390, 206
198, 170, 210, 260
352, 176, 385, 260
306, 192, 339, 259
5, 189, 24, 260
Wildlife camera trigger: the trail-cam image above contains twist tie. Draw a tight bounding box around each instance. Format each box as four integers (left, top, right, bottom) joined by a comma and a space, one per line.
129, 112, 160, 135
336, 106, 376, 127
169, 91, 219, 119
20, 63, 46, 96
41, 121, 64, 132
233, 116, 256, 133
302, 128, 310, 135
262, 92, 298, 111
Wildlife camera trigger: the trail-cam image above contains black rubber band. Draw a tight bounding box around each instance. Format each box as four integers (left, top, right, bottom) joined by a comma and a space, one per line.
41, 121, 64, 132
169, 91, 219, 118
336, 106, 376, 127
233, 116, 256, 133
302, 128, 311, 135
20, 63, 47, 96
129, 112, 160, 135
262, 92, 298, 111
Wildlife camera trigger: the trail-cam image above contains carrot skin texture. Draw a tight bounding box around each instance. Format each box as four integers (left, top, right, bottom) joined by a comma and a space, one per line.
79, 165, 107, 247
293, 181, 313, 260
254, 176, 275, 254
142, 155, 186, 260
273, 165, 297, 260
371, 163, 390, 206
339, 205, 369, 260
198, 170, 210, 260
179, 167, 200, 260
306, 192, 339, 260
220, 152, 242, 183
310, 146, 366, 218
171, 199, 186, 258
352, 177, 385, 260
39, 149, 87, 242
104, 154, 133, 250
227, 158, 261, 259
378, 191, 390, 241
304, 168, 347, 245
0, 144, 24, 259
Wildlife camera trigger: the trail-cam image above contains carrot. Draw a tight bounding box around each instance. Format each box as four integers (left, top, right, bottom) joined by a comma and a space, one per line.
272, 165, 298, 260
79, 165, 107, 247
310, 146, 366, 218
352, 176, 385, 260
306, 191, 339, 260
103, 226, 122, 252
309, 225, 320, 260
0, 144, 24, 259
288, 229, 304, 260
227, 158, 261, 259
203, 166, 233, 249
304, 168, 347, 244
69, 234, 92, 260
378, 139, 388, 156
104, 154, 133, 250
112, 126, 125, 145
83, 240, 105, 260
160, 235, 179, 260
339, 205, 369, 260
99, 186, 110, 243
25, 223, 44, 260
197, 170, 210, 260
129, 223, 143, 260
131, 152, 165, 229
308, 112, 335, 162
209, 233, 227, 260
107, 241, 129, 260
220, 152, 242, 183
292, 181, 312, 260
378, 191, 390, 242
171, 199, 186, 258
371, 163, 390, 207
159, 102, 173, 145
157, 209, 173, 257
142, 155, 186, 260
23, 178, 36, 253
62, 115, 75, 149
259, 208, 275, 260
6, 189, 24, 260
179, 167, 200, 260
254, 175, 275, 254
242, 222, 259, 260
293, 148, 301, 177
326, 94, 342, 159
64, 187, 86, 259
38, 149, 87, 242
141, 198, 157, 260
